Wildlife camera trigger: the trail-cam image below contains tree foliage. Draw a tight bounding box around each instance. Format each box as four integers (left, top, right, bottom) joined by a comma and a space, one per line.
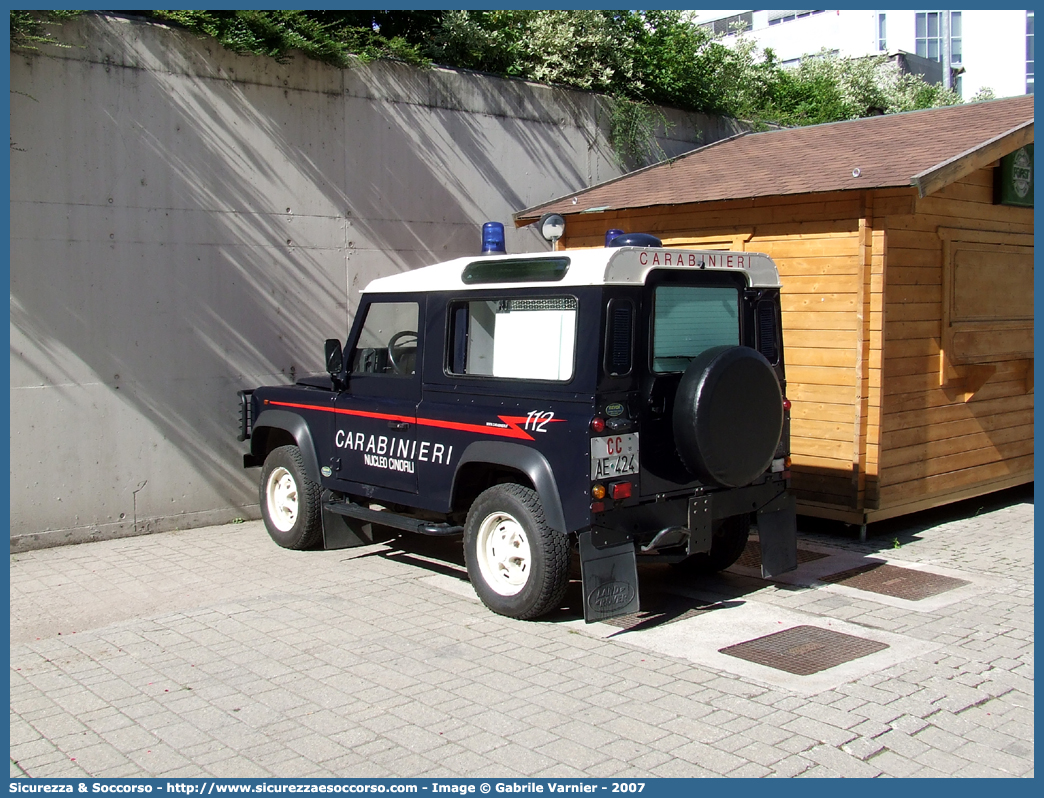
13, 9, 977, 133
10, 10, 81, 50
753, 49, 964, 126
146, 10, 429, 67
419, 11, 968, 125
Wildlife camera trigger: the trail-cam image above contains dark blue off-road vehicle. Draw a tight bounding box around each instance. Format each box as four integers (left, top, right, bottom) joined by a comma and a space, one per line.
238, 235, 797, 622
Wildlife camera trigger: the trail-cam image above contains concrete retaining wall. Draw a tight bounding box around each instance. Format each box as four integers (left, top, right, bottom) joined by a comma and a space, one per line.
9, 14, 746, 550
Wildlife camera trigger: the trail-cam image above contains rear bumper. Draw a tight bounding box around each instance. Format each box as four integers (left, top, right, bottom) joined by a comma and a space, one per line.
590, 478, 797, 576
589, 477, 789, 550
578, 478, 796, 622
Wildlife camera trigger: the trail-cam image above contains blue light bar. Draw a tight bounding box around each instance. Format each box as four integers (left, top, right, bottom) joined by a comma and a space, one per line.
481, 222, 507, 254
607, 232, 662, 248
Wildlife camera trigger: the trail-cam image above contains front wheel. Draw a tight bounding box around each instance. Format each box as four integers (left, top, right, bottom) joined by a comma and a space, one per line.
259, 445, 323, 550
464, 484, 570, 620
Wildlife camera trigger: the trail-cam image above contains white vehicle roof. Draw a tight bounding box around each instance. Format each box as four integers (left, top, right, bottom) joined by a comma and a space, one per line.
363, 247, 782, 294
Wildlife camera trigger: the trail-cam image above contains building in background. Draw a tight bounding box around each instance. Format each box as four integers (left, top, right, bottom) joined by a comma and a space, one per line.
692, 9, 1034, 100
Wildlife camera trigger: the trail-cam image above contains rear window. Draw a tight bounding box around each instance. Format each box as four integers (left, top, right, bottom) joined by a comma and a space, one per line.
448, 297, 577, 381
652, 285, 739, 372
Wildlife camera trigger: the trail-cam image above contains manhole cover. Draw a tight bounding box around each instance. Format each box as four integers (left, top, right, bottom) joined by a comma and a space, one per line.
719, 625, 889, 675
735, 541, 828, 569
603, 592, 720, 631
819, 562, 969, 600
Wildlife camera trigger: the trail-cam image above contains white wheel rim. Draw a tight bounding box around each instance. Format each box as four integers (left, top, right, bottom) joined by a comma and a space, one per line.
475, 511, 532, 597
266, 467, 299, 533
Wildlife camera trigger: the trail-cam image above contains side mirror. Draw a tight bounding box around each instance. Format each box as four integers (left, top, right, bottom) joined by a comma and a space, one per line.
325, 339, 344, 376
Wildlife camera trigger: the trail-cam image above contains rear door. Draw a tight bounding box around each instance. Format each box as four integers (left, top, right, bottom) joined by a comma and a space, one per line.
638, 271, 747, 497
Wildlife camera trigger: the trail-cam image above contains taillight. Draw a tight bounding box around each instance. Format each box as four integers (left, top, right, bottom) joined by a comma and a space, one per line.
590, 416, 606, 433
782, 397, 792, 411
610, 482, 632, 500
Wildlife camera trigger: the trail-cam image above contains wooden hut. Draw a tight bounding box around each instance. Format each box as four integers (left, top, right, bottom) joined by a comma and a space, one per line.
515, 95, 1034, 526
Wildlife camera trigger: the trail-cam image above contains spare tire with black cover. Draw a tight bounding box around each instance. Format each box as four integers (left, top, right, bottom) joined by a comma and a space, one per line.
673, 345, 782, 488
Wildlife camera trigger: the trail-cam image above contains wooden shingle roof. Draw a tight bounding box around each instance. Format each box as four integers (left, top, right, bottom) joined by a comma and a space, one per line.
515, 95, 1034, 223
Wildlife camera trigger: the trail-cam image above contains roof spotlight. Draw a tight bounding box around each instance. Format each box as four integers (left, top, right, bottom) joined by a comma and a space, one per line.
538, 213, 566, 249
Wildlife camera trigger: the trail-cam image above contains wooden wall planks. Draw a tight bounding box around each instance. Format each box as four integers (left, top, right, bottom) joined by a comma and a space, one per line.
557, 164, 1032, 521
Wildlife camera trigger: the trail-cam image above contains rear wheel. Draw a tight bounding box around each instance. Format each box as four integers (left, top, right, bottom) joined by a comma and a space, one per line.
464, 484, 570, 619
260, 445, 322, 550
672, 515, 750, 575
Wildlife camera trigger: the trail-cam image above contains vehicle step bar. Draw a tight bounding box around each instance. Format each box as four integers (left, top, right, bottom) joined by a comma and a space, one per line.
323, 498, 464, 537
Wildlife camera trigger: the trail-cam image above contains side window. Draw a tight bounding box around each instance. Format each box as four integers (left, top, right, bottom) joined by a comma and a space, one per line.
448, 297, 577, 382
350, 301, 419, 376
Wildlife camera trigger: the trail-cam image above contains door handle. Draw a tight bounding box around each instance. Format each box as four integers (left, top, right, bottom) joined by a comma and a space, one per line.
388, 421, 410, 430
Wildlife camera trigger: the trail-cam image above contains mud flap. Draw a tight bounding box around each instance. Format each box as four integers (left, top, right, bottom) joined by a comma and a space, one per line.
320, 490, 390, 550
756, 491, 797, 578
579, 531, 640, 623
322, 506, 374, 550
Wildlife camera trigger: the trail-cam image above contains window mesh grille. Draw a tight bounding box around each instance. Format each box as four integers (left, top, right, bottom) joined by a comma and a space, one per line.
501, 297, 577, 312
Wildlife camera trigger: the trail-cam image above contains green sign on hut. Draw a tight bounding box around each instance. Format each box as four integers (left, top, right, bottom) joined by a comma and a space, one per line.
995, 144, 1033, 207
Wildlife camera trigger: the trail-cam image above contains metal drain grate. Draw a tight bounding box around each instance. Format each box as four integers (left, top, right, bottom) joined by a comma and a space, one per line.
720, 625, 889, 675
603, 592, 720, 631
819, 562, 969, 601
735, 541, 829, 569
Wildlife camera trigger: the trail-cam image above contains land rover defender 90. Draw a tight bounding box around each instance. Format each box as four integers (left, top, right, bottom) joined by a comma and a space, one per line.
238, 232, 797, 622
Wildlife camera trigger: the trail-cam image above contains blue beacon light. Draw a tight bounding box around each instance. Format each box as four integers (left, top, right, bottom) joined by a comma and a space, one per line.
605, 229, 624, 247
481, 222, 507, 254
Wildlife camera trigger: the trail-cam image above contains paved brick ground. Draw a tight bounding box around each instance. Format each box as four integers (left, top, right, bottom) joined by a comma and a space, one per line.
10, 485, 1033, 778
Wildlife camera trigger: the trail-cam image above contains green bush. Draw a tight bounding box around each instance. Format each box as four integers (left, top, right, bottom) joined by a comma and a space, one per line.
12, 9, 975, 151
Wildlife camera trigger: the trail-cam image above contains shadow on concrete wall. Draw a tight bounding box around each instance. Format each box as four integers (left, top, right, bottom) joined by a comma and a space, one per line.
337, 61, 613, 290
13, 27, 351, 524
13, 15, 683, 540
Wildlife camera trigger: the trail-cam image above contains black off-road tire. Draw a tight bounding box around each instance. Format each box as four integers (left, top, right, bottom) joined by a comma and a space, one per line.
463, 484, 570, 620
673, 345, 783, 488
259, 445, 323, 550
672, 515, 751, 576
